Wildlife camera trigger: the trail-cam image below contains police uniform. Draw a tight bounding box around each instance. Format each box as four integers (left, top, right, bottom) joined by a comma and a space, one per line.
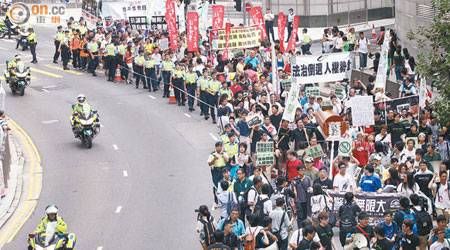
224, 141, 238, 160
134, 54, 145, 88
117, 43, 127, 80
171, 67, 186, 105
28, 31, 37, 63
208, 149, 228, 187
60, 34, 71, 69
161, 60, 174, 97
218, 87, 232, 101
144, 57, 156, 91
87, 40, 99, 76
53, 29, 64, 63
208, 78, 221, 122
105, 43, 117, 81
185, 70, 198, 110
301, 32, 311, 55
197, 76, 210, 118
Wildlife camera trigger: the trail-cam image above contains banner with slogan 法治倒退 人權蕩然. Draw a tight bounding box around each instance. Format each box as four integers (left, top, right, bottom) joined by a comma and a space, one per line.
291, 53, 352, 84
210, 26, 261, 50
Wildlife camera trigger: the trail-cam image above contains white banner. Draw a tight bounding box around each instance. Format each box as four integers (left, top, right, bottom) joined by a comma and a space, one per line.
103, 1, 152, 20
419, 77, 427, 108
198, 1, 209, 39
282, 81, 300, 122
291, 53, 352, 84
351, 96, 375, 126
375, 30, 391, 89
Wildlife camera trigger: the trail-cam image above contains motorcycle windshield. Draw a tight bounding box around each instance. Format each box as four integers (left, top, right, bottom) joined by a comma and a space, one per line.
45, 221, 57, 246
80, 104, 92, 120
16, 62, 25, 73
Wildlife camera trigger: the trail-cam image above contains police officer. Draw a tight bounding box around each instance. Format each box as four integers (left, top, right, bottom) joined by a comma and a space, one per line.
208, 71, 221, 124
185, 64, 198, 111
197, 68, 211, 120
161, 54, 174, 98
59, 30, 71, 70
134, 49, 145, 89
105, 41, 117, 82
53, 26, 64, 64
28, 28, 37, 64
218, 81, 232, 103
4, 7, 13, 39
144, 53, 156, 92
87, 36, 99, 76
117, 38, 127, 81
207, 141, 229, 187
300, 28, 312, 55
171, 61, 186, 106
224, 132, 239, 162
78, 20, 87, 38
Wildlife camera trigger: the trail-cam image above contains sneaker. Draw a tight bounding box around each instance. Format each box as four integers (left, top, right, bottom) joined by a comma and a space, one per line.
53, 61, 58, 64
212, 120, 217, 124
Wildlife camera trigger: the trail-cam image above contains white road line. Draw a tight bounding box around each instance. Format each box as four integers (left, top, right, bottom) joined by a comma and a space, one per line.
97, 247, 103, 250
115, 206, 122, 213
2, 40, 14, 43
42, 89, 50, 93
42, 85, 57, 89
184, 113, 191, 118
123, 170, 128, 177
209, 132, 218, 141
41, 120, 58, 124
148, 94, 156, 99
112, 144, 118, 150
100, 122, 104, 128
0, 47, 7, 50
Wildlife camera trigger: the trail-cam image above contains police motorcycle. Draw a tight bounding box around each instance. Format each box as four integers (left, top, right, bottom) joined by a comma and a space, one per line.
0, 19, 19, 38
28, 222, 76, 250
16, 25, 30, 50
4, 58, 31, 96
70, 103, 100, 149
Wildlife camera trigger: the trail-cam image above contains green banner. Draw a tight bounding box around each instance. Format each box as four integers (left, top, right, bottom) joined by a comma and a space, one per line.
335, 86, 345, 100
305, 145, 324, 158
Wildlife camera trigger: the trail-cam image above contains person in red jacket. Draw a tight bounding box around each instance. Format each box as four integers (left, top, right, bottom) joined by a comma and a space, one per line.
285, 150, 303, 180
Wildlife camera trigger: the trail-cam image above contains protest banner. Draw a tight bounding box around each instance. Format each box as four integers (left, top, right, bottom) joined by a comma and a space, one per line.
210, 26, 261, 50
374, 95, 419, 121
280, 79, 291, 89
305, 145, 324, 158
285, 15, 299, 53
351, 96, 375, 126
419, 78, 427, 109
338, 138, 352, 157
128, 16, 148, 30
212, 5, 224, 29
198, 0, 209, 38
247, 113, 264, 127
282, 80, 300, 122
375, 30, 390, 89
159, 38, 169, 51
256, 142, 275, 166
223, 23, 231, 59
165, 0, 178, 51
305, 87, 320, 97
249, 6, 267, 40
292, 53, 352, 84
324, 190, 402, 225
187, 12, 199, 52
334, 86, 346, 100
277, 12, 287, 52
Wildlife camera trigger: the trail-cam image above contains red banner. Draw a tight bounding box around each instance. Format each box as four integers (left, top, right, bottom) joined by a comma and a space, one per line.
223, 23, 231, 59
249, 6, 267, 40
286, 16, 299, 53
187, 12, 199, 52
165, 0, 178, 51
278, 12, 287, 52
212, 5, 225, 30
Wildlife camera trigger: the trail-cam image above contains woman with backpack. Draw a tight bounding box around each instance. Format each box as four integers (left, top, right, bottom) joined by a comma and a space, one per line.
384, 168, 401, 190
196, 205, 217, 250
244, 213, 267, 250
310, 183, 333, 227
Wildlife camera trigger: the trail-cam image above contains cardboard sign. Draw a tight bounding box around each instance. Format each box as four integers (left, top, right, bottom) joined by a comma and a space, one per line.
159, 38, 169, 51
305, 145, 324, 158
280, 79, 291, 89
305, 87, 320, 97
351, 96, 375, 126
129, 16, 148, 30
256, 142, 275, 166
292, 53, 352, 84
338, 138, 352, 157
405, 137, 419, 149
247, 114, 264, 127
335, 86, 345, 100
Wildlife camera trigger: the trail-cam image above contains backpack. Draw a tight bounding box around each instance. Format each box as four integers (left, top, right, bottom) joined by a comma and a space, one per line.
311, 195, 324, 220
411, 207, 433, 236
245, 227, 257, 250
242, 186, 258, 216
253, 197, 269, 225
340, 203, 357, 228
435, 181, 450, 202
200, 217, 216, 246
226, 192, 238, 217
400, 210, 418, 235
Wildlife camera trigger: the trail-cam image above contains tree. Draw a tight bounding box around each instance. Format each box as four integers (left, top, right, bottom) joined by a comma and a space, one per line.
407, 0, 450, 125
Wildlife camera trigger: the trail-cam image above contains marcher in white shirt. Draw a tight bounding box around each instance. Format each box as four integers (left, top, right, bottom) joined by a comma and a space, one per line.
333, 162, 355, 191
429, 171, 450, 222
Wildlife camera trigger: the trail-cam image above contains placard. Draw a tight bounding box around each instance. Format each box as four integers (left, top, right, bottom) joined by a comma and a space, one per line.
129, 16, 148, 30
256, 142, 275, 166
292, 53, 352, 84
329, 122, 342, 138
335, 86, 346, 100
282, 79, 300, 122
280, 79, 291, 89
338, 138, 352, 157
374, 95, 419, 121
159, 38, 169, 51
247, 113, 264, 127
210, 26, 261, 50
150, 16, 179, 31
351, 96, 375, 126
305, 145, 324, 158
305, 87, 320, 97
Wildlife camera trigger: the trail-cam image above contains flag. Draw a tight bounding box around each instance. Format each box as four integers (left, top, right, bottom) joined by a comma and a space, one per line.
212, 5, 225, 29
249, 6, 267, 40
285, 16, 299, 53
187, 12, 199, 52
277, 12, 287, 52
165, 0, 178, 51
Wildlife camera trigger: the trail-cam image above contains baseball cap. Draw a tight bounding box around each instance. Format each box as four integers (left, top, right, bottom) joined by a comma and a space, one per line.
373, 154, 382, 161
305, 157, 314, 163
215, 141, 223, 147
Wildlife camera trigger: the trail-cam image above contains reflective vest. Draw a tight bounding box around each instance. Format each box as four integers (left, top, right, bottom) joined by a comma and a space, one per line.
346, 33, 356, 44
28, 33, 36, 43
220, 134, 230, 144
220, 88, 232, 100
224, 142, 238, 158
211, 152, 226, 168
56, 32, 64, 41
61, 36, 70, 46
209, 80, 220, 93
302, 34, 311, 44
145, 59, 155, 69
88, 42, 98, 53
162, 61, 173, 71
186, 72, 196, 84
172, 69, 184, 79
199, 77, 209, 91
78, 26, 87, 35
135, 55, 144, 66
106, 44, 116, 56
118, 44, 127, 55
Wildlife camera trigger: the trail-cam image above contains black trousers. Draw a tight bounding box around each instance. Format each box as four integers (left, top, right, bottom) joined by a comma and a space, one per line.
30, 43, 37, 62
135, 66, 145, 88
72, 49, 80, 68
173, 78, 185, 104
88, 53, 99, 74
61, 46, 70, 67
106, 56, 116, 80
53, 41, 61, 61
286, 22, 293, 41
265, 21, 275, 41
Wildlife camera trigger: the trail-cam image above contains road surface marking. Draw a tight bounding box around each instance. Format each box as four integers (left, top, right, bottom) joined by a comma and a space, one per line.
148, 94, 156, 99
123, 171, 128, 177
97, 247, 103, 250
100, 122, 104, 128
2, 39, 14, 43
113, 144, 118, 150
31, 67, 63, 78
0, 47, 7, 50
44, 64, 83, 75
115, 206, 122, 213
42, 89, 50, 93
184, 113, 191, 118
209, 132, 218, 141
42, 85, 57, 89
41, 120, 58, 124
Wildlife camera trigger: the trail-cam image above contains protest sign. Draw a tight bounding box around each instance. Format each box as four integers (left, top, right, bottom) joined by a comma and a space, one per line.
247, 113, 264, 127
280, 79, 291, 89
277, 12, 287, 52
305, 87, 320, 97
286, 15, 299, 52
198, 0, 209, 38
419, 78, 427, 108
334, 86, 346, 100
165, 0, 178, 51
212, 5, 225, 29
159, 38, 169, 51
328, 122, 342, 138
305, 145, 324, 158
129, 16, 148, 30
210, 26, 261, 50
430, 161, 443, 173
292, 53, 352, 84
256, 142, 275, 166
351, 96, 375, 126
150, 16, 178, 31
249, 6, 267, 40
375, 30, 390, 89
405, 137, 419, 149
282, 81, 300, 122
338, 138, 352, 157
187, 12, 199, 52
374, 95, 419, 121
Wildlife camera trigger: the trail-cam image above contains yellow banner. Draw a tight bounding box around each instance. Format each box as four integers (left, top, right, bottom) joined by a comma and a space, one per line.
212, 26, 261, 50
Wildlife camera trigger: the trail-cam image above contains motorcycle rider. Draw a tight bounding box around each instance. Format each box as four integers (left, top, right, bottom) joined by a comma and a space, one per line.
34, 205, 67, 235
71, 94, 96, 137
6, 54, 22, 83
16, 24, 29, 49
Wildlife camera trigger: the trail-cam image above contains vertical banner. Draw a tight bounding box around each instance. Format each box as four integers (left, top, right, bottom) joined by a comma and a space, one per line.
223, 23, 231, 59
375, 29, 391, 89
419, 77, 427, 108
286, 16, 299, 53
187, 12, 199, 52
212, 5, 225, 29
249, 7, 267, 40
277, 12, 287, 52
271, 42, 279, 94
165, 0, 178, 50
198, 1, 209, 39
176, 2, 186, 33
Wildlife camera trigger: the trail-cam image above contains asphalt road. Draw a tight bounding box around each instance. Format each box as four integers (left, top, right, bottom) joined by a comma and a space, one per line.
0, 25, 216, 249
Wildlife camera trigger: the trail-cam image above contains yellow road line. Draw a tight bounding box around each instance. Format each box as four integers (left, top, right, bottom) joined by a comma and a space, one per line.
0, 117, 41, 244
31, 68, 63, 78
44, 64, 83, 75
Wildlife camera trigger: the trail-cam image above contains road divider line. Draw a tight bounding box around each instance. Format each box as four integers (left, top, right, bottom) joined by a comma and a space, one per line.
99, 123, 104, 128
148, 95, 156, 99
44, 64, 83, 75
115, 206, 122, 213
41, 120, 58, 124
123, 170, 128, 177
97, 247, 103, 250
42, 89, 50, 93
42, 85, 57, 89
184, 113, 191, 118
112, 144, 118, 150
209, 132, 218, 141
31, 67, 63, 78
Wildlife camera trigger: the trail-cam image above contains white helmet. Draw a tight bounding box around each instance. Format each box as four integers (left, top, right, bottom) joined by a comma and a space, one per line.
45, 205, 58, 215
77, 94, 86, 104
15, 54, 21, 61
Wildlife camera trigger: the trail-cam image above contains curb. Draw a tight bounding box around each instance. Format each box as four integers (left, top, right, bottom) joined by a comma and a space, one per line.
0, 131, 25, 230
